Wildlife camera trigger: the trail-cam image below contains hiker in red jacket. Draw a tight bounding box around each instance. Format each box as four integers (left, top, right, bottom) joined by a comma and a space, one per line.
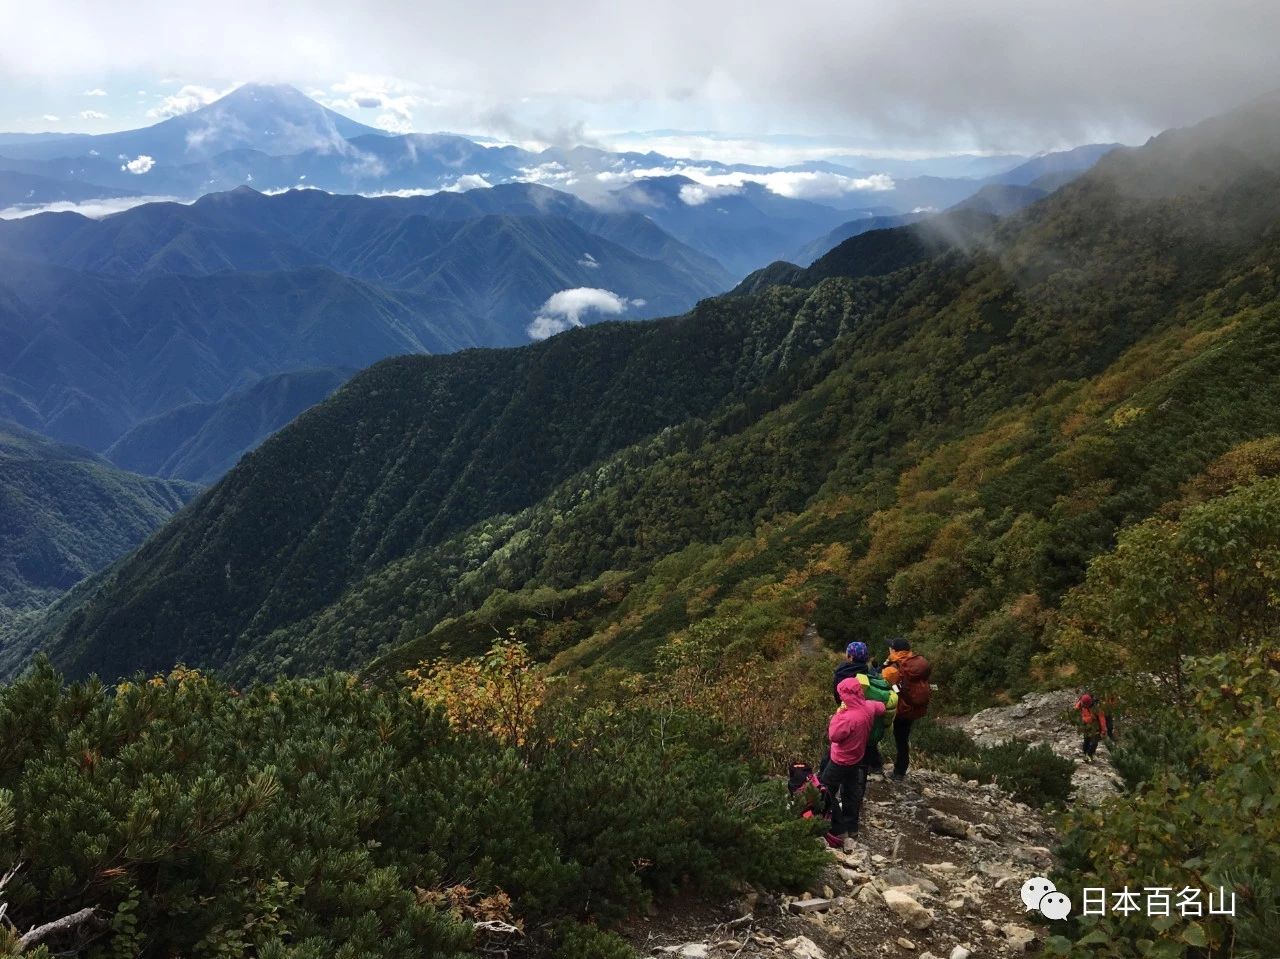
881, 636, 931, 781
1074, 693, 1107, 761
821, 677, 886, 850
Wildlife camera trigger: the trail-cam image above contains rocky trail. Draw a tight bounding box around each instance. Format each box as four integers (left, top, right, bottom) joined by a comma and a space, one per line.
622, 691, 1124, 959
961, 690, 1124, 806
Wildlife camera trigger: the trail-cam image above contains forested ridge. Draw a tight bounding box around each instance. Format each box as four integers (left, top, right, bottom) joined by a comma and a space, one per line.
0, 423, 197, 616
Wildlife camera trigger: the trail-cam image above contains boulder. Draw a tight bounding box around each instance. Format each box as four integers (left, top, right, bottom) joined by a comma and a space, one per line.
881, 868, 940, 895
856, 884, 884, 906
783, 936, 826, 959
949, 948, 972, 959
883, 889, 934, 930
1001, 923, 1037, 952
927, 811, 969, 839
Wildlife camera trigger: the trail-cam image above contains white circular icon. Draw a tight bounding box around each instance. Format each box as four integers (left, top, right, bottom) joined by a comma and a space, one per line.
1040, 891, 1072, 921
1021, 876, 1057, 911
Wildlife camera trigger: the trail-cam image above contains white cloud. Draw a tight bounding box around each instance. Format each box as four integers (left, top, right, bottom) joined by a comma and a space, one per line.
80, 110, 108, 120
41, 114, 59, 122
148, 84, 223, 119
329, 73, 420, 133
577, 252, 600, 268
82, 87, 107, 96
0, 195, 183, 219
121, 154, 156, 174
443, 173, 492, 192
678, 182, 741, 205
364, 187, 441, 198
598, 163, 896, 201
3, 2, 1280, 153
528, 287, 640, 340
516, 161, 578, 188
374, 111, 413, 134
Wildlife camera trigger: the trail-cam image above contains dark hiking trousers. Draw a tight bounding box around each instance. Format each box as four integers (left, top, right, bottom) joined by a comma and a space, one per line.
865, 739, 884, 772
1083, 735, 1100, 758
892, 716, 914, 777
820, 758, 868, 836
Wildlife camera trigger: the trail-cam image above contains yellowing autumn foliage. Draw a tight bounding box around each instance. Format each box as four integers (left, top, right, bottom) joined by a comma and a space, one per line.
405, 634, 547, 746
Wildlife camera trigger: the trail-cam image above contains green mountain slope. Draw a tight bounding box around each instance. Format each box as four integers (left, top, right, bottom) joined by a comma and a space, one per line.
104, 367, 353, 483
15, 93, 1280, 691
0, 422, 198, 616
12, 290, 857, 678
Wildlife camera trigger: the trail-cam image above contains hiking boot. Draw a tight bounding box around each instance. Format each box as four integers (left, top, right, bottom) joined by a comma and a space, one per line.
890, 772, 906, 781
824, 832, 845, 849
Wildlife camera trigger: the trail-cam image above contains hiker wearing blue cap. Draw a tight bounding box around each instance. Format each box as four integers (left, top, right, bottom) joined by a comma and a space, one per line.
830, 640, 896, 775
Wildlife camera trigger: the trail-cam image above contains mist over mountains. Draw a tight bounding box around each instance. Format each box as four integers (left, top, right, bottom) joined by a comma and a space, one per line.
0, 84, 1113, 232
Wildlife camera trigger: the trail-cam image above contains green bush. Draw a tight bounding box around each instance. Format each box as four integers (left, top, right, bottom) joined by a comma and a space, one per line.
955, 740, 1075, 807
1106, 707, 1197, 791
0, 661, 821, 957
883, 720, 1073, 806
906, 718, 980, 760
551, 923, 637, 959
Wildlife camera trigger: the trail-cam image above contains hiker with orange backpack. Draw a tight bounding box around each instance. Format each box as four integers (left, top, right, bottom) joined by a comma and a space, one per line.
881, 636, 931, 781
821, 677, 886, 850
1074, 693, 1108, 761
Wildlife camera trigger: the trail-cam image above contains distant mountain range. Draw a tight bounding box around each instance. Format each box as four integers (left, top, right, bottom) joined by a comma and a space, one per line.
0, 84, 1119, 269
0, 182, 729, 454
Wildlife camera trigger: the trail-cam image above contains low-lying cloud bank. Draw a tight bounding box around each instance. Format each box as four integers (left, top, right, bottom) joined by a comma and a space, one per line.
519, 161, 896, 202
0, 195, 184, 219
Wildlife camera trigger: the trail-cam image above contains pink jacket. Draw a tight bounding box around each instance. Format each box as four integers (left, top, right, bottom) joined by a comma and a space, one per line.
828, 677, 886, 766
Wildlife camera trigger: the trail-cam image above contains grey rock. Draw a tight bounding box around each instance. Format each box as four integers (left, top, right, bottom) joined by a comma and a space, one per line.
782, 936, 826, 959
1001, 923, 1037, 952
788, 898, 834, 914
881, 868, 940, 895
883, 889, 934, 930
927, 811, 969, 839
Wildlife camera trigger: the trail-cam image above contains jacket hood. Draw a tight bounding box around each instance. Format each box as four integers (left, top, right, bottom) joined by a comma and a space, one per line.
837, 677, 867, 706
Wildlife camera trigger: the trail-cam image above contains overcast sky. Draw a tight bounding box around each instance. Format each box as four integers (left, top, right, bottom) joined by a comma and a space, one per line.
1, 0, 1278, 157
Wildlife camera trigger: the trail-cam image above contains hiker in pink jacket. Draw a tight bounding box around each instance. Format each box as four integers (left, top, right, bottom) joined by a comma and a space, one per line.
821, 677, 886, 849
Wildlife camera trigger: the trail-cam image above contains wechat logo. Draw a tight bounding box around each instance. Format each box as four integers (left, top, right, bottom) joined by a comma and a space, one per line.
1022, 876, 1072, 920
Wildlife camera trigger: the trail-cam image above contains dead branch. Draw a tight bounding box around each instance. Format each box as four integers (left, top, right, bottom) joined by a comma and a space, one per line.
18, 907, 100, 952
